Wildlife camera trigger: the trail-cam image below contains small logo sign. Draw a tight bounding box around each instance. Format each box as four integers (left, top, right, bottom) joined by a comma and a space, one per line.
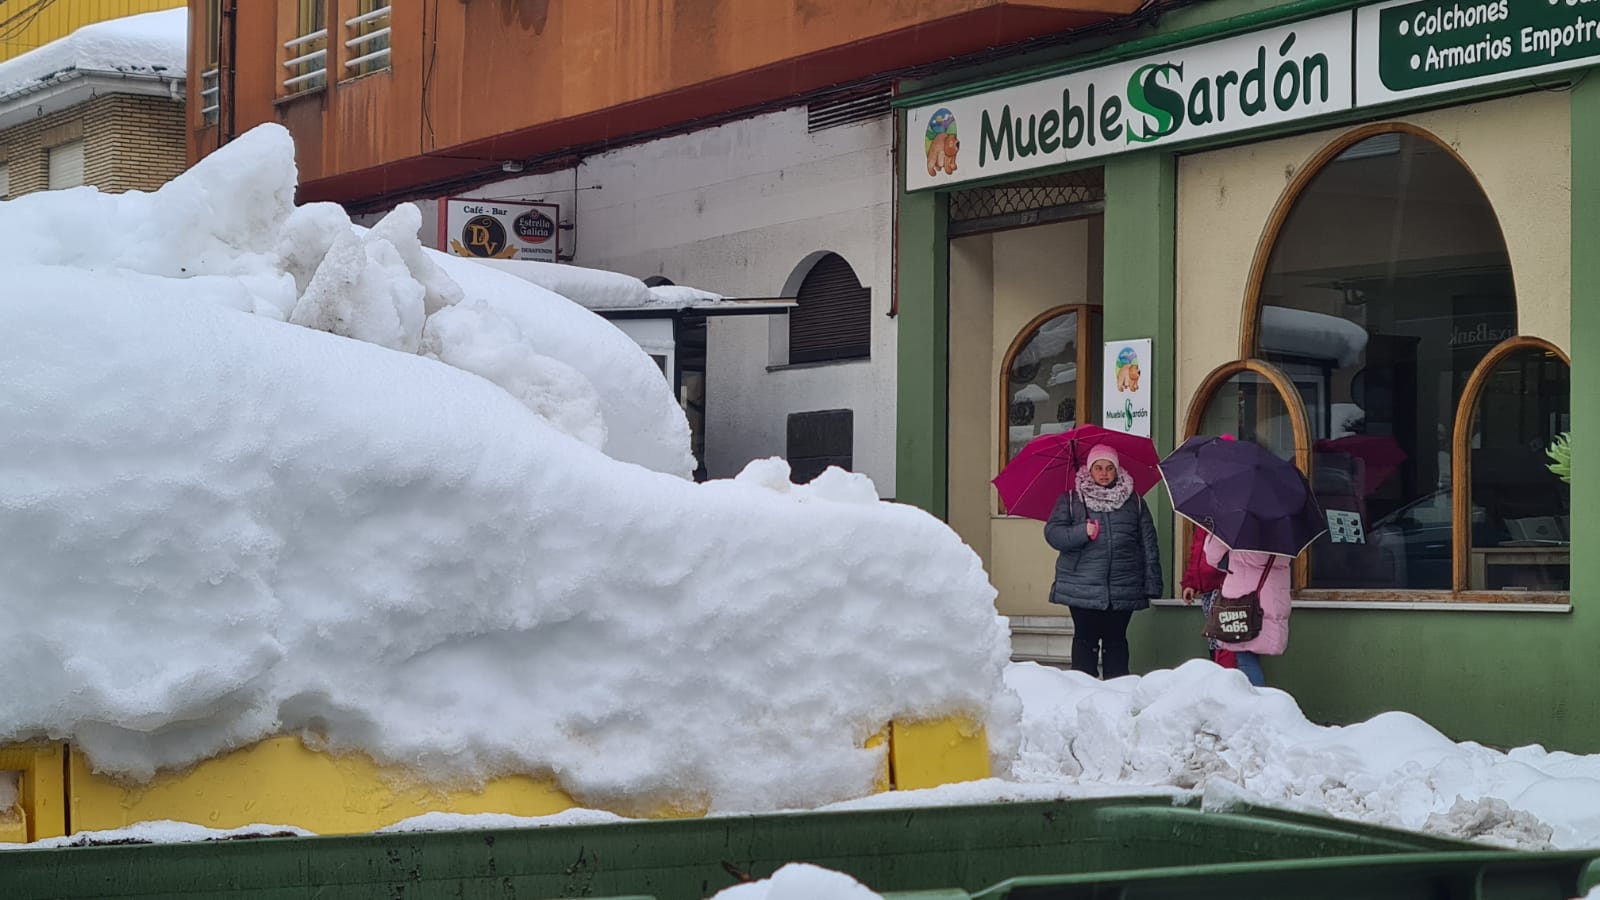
513, 209, 556, 245
452, 214, 516, 259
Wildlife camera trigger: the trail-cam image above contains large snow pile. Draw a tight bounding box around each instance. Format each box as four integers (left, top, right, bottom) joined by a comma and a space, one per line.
0, 7, 186, 99
1003, 661, 1600, 850
0, 124, 1017, 816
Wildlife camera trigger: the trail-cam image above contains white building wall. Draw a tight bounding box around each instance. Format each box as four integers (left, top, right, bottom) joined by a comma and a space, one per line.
398, 106, 898, 495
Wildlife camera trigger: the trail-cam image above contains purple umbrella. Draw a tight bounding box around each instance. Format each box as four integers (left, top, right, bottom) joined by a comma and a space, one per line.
1160, 435, 1327, 558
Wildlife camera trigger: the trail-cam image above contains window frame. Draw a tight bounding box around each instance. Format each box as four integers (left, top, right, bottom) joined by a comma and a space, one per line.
1180, 358, 1315, 592
279, 0, 330, 99
339, 0, 392, 80
1230, 122, 1567, 605
995, 303, 1102, 516
1450, 336, 1571, 600
787, 252, 871, 365
200, 0, 223, 126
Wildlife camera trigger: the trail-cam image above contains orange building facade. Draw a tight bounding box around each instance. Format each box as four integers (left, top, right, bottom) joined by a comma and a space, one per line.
188, 0, 1143, 209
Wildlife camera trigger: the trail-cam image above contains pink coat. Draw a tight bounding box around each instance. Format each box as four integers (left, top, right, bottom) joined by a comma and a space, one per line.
1204, 534, 1292, 656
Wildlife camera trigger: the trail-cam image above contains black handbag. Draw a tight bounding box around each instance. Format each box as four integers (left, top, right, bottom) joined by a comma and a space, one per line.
1202, 559, 1272, 644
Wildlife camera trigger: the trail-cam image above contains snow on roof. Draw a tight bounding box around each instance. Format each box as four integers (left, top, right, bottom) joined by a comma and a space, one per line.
470, 258, 761, 311
0, 8, 187, 101
0, 123, 1015, 817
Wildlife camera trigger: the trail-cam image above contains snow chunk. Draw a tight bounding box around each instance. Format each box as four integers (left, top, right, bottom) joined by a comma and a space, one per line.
368, 204, 464, 315
422, 298, 607, 449
0, 9, 186, 100
436, 256, 696, 477
289, 228, 426, 353
710, 863, 884, 900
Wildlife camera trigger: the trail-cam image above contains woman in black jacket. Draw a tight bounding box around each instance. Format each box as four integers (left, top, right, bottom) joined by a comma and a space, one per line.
1044, 445, 1163, 679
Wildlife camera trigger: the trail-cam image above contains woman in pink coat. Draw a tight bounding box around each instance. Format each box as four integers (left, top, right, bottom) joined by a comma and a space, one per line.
1203, 533, 1290, 687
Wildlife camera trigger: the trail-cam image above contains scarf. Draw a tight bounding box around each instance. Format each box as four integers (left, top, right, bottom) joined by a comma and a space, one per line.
1076, 466, 1134, 512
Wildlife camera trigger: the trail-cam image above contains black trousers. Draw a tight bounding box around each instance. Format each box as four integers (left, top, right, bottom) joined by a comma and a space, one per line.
1067, 606, 1134, 679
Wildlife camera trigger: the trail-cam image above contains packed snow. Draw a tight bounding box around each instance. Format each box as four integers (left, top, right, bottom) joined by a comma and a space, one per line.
474, 258, 741, 309
0, 8, 186, 100
0, 123, 1016, 817
709, 863, 884, 900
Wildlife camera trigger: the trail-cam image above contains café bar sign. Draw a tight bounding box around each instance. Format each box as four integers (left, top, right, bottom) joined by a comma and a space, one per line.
907, 0, 1600, 190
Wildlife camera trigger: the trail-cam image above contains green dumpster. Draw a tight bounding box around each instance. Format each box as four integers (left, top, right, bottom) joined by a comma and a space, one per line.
0, 795, 1538, 900
879, 851, 1600, 900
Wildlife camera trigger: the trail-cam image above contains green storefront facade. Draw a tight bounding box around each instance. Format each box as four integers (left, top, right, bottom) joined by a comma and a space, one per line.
895, 0, 1600, 749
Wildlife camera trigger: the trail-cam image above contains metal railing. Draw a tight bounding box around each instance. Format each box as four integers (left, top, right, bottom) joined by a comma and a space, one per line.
200, 67, 220, 124
343, 4, 391, 75
282, 28, 328, 93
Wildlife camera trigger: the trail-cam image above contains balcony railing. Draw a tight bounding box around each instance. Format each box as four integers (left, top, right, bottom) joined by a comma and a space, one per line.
343, 4, 391, 77
282, 28, 328, 94
200, 67, 220, 124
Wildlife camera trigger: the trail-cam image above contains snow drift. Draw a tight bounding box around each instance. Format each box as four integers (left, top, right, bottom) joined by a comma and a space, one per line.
0, 124, 1017, 816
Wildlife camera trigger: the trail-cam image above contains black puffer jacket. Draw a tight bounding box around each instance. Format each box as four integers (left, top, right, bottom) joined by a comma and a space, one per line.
1044, 489, 1164, 611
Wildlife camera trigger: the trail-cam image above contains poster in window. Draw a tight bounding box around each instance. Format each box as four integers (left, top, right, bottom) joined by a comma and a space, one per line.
1103, 339, 1152, 437
441, 198, 560, 264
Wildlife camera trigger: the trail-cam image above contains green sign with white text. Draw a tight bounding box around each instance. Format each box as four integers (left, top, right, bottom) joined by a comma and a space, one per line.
1356, 0, 1600, 103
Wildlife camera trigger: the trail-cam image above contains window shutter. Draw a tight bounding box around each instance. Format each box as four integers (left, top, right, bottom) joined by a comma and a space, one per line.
48, 141, 84, 190
790, 253, 870, 364
0, 163, 9, 200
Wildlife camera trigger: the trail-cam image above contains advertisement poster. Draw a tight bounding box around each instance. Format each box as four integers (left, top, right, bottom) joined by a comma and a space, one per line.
441, 198, 560, 263
1103, 339, 1153, 437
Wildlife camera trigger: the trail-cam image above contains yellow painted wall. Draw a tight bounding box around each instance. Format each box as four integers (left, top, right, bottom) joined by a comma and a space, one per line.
1174, 91, 1573, 441
948, 217, 1103, 617
0, 1, 183, 63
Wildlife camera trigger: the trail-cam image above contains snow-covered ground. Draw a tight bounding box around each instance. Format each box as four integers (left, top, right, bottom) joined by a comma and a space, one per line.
4, 124, 1600, 900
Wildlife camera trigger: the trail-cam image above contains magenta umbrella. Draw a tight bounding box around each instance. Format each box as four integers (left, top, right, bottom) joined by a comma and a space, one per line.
993, 424, 1161, 520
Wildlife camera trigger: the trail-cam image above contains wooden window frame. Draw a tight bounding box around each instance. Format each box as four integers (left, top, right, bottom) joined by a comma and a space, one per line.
339, 0, 392, 80
996, 304, 1102, 516
1450, 336, 1571, 602
1180, 358, 1315, 591
1229, 122, 1567, 605
278, 0, 331, 99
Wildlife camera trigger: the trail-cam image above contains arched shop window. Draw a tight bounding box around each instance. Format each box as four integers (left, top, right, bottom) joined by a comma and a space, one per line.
1454, 339, 1571, 593
999, 305, 1102, 506
1235, 124, 1567, 599
1183, 359, 1314, 590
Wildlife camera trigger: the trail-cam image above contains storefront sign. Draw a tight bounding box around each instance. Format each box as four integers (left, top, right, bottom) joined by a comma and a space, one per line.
906, 0, 1600, 189
905, 15, 1354, 190
1357, 0, 1600, 105
1103, 339, 1153, 437
442, 198, 560, 263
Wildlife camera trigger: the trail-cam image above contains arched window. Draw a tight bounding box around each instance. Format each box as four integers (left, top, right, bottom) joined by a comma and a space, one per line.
1183, 359, 1314, 589
789, 253, 870, 364
1247, 126, 1521, 593
998, 305, 1102, 491
1454, 339, 1570, 593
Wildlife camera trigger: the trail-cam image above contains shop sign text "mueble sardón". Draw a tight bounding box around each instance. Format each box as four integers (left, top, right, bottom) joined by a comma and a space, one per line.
907, 0, 1600, 191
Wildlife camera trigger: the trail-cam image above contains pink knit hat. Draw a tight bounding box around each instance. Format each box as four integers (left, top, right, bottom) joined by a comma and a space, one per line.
1085, 444, 1120, 469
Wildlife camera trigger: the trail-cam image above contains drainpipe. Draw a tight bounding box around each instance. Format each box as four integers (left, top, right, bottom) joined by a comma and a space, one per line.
888, 82, 900, 320
224, 0, 238, 145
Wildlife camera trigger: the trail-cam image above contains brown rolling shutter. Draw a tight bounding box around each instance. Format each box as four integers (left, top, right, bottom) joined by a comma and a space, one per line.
790, 253, 870, 364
